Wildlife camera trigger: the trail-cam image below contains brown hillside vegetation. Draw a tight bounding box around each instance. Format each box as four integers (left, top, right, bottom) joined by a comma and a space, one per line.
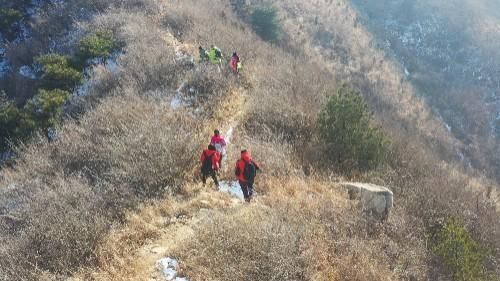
0, 0, 499, 280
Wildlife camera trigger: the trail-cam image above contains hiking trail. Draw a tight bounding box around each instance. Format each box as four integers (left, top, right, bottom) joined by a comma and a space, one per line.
128, 98, 247, 281
118, 53, 249, 280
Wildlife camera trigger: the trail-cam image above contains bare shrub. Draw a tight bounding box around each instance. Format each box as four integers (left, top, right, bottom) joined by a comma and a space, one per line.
244, 101, 314, 148
162, 10, 193, 37
83, 9, 191, 96
176, 178, 425, 281
0, 178, 108, 280
177, 206, 311, 281
0, 95, 205, 280
51, 95, 203, 196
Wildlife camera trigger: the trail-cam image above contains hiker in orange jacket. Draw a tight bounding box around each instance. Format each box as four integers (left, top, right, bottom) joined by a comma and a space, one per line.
235, 149, 260, 202
201, 144, 221, 187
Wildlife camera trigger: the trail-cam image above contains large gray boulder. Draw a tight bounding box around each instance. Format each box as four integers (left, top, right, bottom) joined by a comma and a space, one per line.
341, 182, 394, 220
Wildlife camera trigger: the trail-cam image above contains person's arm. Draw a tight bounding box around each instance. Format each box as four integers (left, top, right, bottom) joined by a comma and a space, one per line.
253, 161, 261, 171
200, 151, 205, 162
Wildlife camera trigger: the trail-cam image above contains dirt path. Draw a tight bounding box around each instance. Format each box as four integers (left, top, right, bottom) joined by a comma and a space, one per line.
145, 87, 248, 279
85, 80, 250, 281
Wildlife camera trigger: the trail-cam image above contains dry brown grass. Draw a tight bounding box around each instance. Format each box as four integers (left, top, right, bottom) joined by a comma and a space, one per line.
72, 184, 239, 281
0, 94, 205, 280
1, 0, 499, 280
174, 178, 426, 281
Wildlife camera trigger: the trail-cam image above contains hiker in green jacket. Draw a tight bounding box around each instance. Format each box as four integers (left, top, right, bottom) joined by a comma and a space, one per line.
208, 45, 223, 64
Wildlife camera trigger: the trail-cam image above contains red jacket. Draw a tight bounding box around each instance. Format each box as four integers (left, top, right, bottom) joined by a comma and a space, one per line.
210, 135, 227, 154
201, 149, 220, 171
230, 55, 239, 72
235, 151, 259, 182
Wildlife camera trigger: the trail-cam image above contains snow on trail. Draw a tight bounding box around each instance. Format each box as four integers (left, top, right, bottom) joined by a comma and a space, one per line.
170, 81, 188, 109
225, 125, 235, 144
153, 125, 244, 280
157, 257, 189, 281
153, 76, 246, 280
218, 181, 244, 199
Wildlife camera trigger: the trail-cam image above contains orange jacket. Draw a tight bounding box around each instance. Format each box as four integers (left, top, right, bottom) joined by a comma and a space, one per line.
201, 149, 220, 171
235, 151, 259, 182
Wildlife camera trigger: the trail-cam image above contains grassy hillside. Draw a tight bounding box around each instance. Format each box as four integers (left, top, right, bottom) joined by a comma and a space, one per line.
0, 0, 499, 280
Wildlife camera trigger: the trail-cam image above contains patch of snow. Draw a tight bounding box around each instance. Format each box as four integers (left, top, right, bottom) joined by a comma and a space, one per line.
75, 78, 91, 97
0, 48, 10, 77
0, 61, 9, 77
74, 54, 122, 97
170, 94, 187, 109
157, 257, 189, 281
218, 181, 244, 199
18, 65, 36, 79
404, 67, 410, 76
105, 56, 120, 74
170, 81, 190, 109
49, 28, 86, 53
444, 123, 451, 132
47, 128, 58, 142
225, 126, 234, 144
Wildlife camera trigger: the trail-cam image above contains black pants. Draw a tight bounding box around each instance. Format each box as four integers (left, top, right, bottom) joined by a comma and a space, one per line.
239, 180, 254, 201
202, 170, 219, 186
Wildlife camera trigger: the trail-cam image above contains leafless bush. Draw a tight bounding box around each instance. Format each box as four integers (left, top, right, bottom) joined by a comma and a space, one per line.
0, 95, 204, 280
176, 178, 427, 280
244, 101, 314, 148
0, 178, 108, 280
51, 95, 203, 196
177, 206, 312, 281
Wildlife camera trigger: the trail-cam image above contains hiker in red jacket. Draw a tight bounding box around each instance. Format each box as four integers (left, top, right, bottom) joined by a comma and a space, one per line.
210, 129, 227, 168
235, 149, 260, 202
229, 52, 240, 74
201, 144, 220, 187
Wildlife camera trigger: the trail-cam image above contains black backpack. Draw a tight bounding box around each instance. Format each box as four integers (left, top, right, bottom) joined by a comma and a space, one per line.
202, 152, 214, 173
215, 48, 222, 58
243, 161, 257, 182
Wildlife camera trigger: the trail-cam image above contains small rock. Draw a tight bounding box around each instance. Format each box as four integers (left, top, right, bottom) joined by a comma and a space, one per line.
150, 246, 167, 254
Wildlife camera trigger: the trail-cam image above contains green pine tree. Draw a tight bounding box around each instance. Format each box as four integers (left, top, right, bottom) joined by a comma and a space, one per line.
76, 31, 117, 65
433, 218, 493, 281
36, 54, 84, 91
319, 85, 389, 171
250, 5, 282, 43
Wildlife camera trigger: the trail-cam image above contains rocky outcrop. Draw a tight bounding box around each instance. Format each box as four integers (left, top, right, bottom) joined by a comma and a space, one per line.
342, 182, 394, 220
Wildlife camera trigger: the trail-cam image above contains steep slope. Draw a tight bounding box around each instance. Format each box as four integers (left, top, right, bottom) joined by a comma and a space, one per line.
0, 0, 499, 280
329, 0, 500, 178
260, 0, 460, 160
236, 0, 499, 180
